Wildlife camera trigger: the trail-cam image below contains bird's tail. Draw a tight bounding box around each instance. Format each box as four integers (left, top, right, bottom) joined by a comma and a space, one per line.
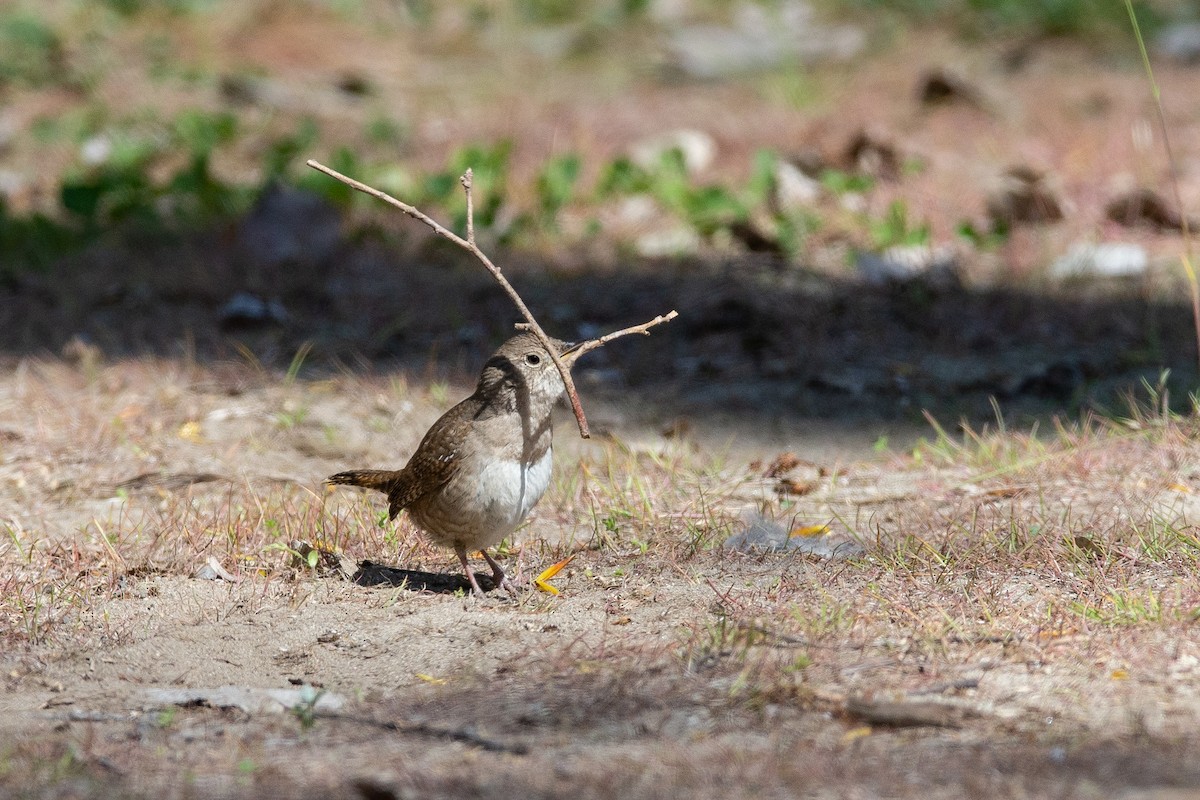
326, 469, 401, 494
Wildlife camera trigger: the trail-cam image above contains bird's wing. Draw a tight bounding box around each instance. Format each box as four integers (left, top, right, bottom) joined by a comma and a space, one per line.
386, 412, 464, 519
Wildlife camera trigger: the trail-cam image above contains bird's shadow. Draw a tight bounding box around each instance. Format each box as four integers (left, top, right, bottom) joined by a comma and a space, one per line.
351, 560, 497, 594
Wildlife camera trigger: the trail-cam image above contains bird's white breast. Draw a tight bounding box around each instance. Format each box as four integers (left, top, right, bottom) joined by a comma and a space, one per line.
475, 448, 553, 528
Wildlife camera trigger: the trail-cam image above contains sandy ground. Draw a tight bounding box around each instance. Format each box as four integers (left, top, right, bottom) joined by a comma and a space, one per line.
4, 5, 1200, 797
3, 355, 1200, 798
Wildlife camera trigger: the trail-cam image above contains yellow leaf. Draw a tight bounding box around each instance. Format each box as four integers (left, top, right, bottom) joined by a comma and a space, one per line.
789, 524, 829, 538
534, 554, 575, 595
1111, 668, 1129, 680
415, 673, 447, 685
1169, 483, 1192, 493
178, 421, 204, 443
840, 725, 873, 744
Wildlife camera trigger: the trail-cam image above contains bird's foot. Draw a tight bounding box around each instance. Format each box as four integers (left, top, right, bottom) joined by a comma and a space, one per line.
456, 546, 491, 600
481, 550, 519, 597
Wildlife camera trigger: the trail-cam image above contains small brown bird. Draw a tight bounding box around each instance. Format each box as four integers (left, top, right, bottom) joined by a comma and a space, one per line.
328, 332, 582, 598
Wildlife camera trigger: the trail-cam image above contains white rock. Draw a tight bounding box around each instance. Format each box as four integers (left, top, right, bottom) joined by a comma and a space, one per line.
1156, 22, 1200, 63
773, 160, 822, 212
630, 129, 717, 176
0, 169, 28, 200
665, 0, 864, 79
80, 135, 112, 166
1049, 243, 1148, 281
614, 194, 662, 227
635, 224, 702, 258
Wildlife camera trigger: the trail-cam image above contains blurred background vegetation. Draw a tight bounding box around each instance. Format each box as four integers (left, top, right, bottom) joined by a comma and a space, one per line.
0, 0, 1188, 273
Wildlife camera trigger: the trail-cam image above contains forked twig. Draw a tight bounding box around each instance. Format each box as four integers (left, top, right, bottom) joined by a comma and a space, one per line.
306, 158, 677, 439
516, 311, 679, 359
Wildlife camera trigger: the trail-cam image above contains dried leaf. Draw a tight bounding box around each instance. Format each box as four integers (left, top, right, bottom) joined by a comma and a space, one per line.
534, 555, 575, 595
776, 479, 816, 497
764, 452, 802, 478
415, 673, 447, 685
177, 421, 204, 443
985, 486, 1029, 498
840, 725, 873, 744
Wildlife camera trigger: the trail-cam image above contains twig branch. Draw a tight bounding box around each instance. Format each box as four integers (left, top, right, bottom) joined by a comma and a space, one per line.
318, 712, 528, 754
461, 169, 475, 246
519, 311, 679, 359
307, 158, 593, 437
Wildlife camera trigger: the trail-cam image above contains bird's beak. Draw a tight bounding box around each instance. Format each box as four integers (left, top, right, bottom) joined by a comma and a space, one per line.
559, 340, 586, 367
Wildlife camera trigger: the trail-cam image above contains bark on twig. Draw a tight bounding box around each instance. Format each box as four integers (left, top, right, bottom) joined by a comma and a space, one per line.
307, 159, 591, 435
516, 311, 679, 359
306, 158, 677, 440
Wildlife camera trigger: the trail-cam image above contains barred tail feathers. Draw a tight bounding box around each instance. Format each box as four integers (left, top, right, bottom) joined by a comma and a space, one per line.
327, 469, 410, 520
326, 469, 401, 494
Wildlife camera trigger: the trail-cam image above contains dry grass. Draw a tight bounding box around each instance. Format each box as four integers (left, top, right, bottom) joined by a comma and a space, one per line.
3, 356, 1200, 798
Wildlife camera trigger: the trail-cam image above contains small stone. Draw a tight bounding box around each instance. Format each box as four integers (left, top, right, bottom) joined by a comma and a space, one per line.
1105, 188, 1188, 231
0, 169, 29, 202
1156, 22, 1200, 63
723, 512, 862, 558
728, 218, 783, 254
630, 129, 717, 176
918, 68, 984, 108
723, 513, 788, 552
855, 244, 961, 288
1049, 243, 1148, 281
986, 166, 1064, 226
219, 74, 291, 108
218, 292, 288, 328
614, 194, 662, 227
634, 224, 703, 258
772, 160, 822, 213
334, 71, 372, 97
845, 128, 900, 180
80, 135, 112, 166
664, 1, 863, 79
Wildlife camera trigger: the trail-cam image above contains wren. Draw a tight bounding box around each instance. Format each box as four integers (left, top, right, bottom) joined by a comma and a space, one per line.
328, 332, 581, 598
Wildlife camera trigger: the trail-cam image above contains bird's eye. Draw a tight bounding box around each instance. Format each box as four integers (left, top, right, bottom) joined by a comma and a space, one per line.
525, 353, 542, 366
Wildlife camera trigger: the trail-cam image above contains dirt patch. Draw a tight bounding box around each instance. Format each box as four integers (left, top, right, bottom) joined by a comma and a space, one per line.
3, 354, 1200, 797
4, 6, 1200, 797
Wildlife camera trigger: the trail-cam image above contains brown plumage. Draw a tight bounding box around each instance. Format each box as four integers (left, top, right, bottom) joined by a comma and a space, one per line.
328, 332, 581, 598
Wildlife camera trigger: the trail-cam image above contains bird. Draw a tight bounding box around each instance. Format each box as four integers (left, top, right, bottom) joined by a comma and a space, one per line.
327, 332, 582, 598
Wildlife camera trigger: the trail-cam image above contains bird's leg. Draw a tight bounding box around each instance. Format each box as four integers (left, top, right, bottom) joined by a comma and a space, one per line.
455, 545, 487, 599
481, 550, 518, 596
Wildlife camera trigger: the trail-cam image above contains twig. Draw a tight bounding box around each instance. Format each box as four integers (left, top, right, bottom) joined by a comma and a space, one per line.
516, 311, 679, 359
844, 696, 968, 729
306, 158, 595, 437
319, 712, 528, 754
908, 678, 980, 696
461, 169, 475, 245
